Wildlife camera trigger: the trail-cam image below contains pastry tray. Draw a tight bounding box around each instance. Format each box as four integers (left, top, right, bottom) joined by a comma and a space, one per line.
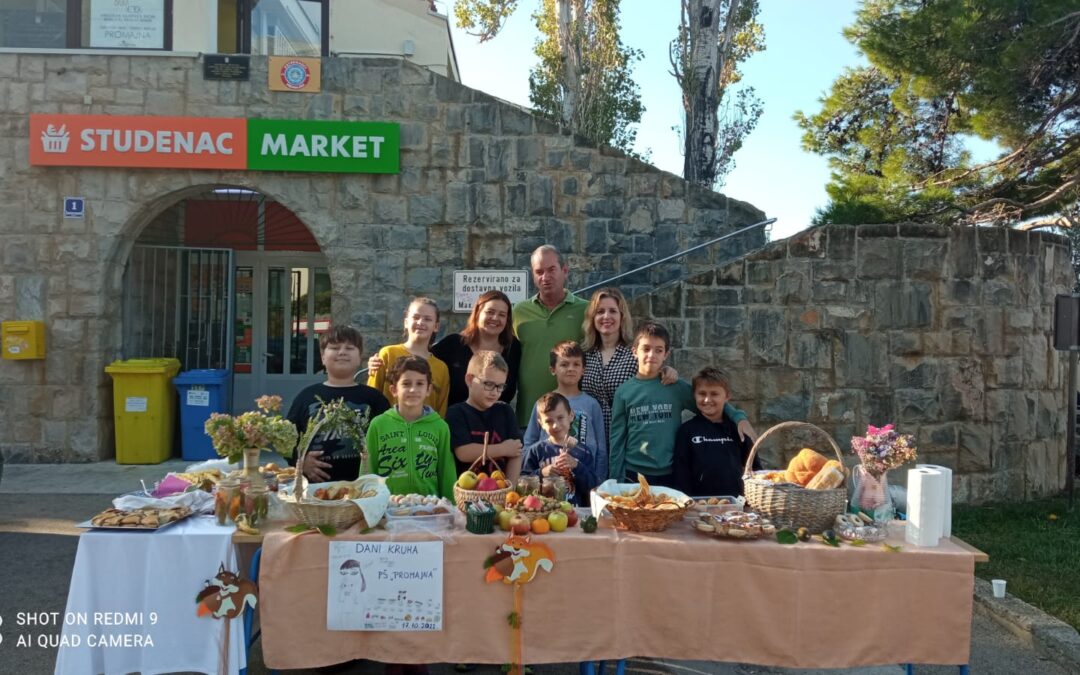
76, 512, 195, 532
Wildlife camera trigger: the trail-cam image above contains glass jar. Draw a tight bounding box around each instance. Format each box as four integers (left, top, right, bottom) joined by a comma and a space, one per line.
516, 475, 540, 496
214, 476, 249, 526
243, 483, 271, 527
541, 475, 568, 501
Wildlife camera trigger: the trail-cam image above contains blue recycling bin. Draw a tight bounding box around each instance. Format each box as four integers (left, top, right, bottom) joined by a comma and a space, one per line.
174, 369, 231, 461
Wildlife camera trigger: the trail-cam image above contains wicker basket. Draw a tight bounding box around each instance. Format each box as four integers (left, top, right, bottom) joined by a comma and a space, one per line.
452, 433, 512, 512
287, 415, 368, 531
742, 421, 848, 534
606, 503, 689, 532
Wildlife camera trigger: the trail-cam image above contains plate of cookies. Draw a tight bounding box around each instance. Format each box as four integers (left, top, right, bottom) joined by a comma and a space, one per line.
79, 506, 193, 531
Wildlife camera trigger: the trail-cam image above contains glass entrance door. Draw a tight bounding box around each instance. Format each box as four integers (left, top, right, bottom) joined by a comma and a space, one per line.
232, 252, 330, 413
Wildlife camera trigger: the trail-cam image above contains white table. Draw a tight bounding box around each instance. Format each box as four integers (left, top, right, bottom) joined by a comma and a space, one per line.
54, 516, 247, 675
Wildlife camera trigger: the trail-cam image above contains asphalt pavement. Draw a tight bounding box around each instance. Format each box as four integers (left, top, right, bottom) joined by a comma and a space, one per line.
0, 463, 1071, 675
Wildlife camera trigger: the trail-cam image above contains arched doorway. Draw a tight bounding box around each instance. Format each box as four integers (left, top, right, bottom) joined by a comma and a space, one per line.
124, 186, 330, 413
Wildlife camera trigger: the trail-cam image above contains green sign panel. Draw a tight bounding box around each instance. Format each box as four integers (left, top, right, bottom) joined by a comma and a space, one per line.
246, 119, 400, 173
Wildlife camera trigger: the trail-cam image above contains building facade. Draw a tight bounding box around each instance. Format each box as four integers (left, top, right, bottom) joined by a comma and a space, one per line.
0, 11, 764, 462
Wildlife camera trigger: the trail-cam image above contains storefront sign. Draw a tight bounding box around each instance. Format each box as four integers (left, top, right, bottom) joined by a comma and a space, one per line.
247, 119, 398, 173
203, 55, 250, 81
268, 56, 321, 93
453, 270, 529, 312
89, 0, 165, 49
327, 541, 443, 632
29, 114, 400, 174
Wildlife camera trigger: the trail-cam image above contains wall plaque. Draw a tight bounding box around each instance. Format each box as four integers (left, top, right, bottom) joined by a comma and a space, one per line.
204, 55, 250, 81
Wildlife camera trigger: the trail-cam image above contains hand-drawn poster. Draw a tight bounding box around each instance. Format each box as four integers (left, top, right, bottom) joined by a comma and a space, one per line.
327, 541, 444, 631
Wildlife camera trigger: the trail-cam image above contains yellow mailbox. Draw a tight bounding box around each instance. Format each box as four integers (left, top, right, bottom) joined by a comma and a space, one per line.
2, 321, 46, 360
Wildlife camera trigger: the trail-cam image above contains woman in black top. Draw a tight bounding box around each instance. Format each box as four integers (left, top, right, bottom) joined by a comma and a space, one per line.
432, 289, 522, 406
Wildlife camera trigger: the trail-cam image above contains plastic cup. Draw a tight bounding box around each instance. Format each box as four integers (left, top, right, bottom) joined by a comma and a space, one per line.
991, 579, 1007, 598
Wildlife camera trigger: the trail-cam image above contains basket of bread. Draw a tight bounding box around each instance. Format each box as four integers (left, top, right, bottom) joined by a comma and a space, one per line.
594, 475, 692, 532
283, 477, 388, 531
743, 421, 848, 533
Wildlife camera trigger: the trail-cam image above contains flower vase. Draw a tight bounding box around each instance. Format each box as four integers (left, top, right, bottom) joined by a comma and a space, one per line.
243, 447, 262, 482
853, 465, 894, 521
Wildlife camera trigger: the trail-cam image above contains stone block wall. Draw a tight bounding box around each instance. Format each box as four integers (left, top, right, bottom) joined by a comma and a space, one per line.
0, 53, 765, 463
638, 224, 1072, 503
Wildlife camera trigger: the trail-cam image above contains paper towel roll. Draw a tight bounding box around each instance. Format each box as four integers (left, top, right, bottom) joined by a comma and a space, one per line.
917, 463, 953, 537
906, 467, 945, 547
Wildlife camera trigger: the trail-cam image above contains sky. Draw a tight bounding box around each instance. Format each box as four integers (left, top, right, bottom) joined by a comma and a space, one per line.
440, 0, 865, 241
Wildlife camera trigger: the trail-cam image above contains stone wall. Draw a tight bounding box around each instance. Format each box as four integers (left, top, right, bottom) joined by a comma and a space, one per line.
637, 224, 1072, 503
0, 53, 765, 463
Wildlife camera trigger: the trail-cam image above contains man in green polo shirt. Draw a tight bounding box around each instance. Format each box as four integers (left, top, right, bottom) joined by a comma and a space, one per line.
512, 245, 588, 427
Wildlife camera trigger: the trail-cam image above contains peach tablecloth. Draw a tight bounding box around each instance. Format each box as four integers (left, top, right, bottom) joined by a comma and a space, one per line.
259, 521, 975, 670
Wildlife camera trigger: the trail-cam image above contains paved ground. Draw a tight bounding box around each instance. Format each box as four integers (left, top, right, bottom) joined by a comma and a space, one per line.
0, 464, 1071, 675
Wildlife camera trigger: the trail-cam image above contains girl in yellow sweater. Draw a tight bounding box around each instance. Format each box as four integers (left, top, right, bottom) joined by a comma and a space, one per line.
367, 297, 451, 416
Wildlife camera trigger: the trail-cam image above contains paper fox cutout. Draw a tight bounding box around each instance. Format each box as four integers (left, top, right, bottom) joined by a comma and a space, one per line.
196, 563, 258, 619
485, 534, 555, 585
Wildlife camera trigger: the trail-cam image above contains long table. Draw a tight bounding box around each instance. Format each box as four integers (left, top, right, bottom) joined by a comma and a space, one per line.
258, 519, 982, 670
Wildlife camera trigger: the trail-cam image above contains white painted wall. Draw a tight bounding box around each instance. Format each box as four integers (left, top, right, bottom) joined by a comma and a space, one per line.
172, 0, 218, 53
329, 0, 458, 80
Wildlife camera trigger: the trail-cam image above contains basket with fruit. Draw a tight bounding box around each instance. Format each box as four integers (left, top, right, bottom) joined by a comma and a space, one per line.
452, 432, 512, 512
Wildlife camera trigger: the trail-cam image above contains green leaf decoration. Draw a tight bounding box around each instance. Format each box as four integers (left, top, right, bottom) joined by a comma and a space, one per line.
316, 524, 338, 537
883, 543, 903, 553
507, 611, 521, 629
776, 529, 799, 545
848, 539, 867, 547
483, 555, 496, 569
285, 523, 312, 533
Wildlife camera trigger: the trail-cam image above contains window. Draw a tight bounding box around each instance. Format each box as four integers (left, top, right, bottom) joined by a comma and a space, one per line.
225, 0, 326, 56
0, 0, 172, 50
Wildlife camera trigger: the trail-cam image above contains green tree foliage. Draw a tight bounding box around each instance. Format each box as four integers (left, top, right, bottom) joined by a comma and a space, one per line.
796, 0, 1080, 225
454, 0, 644, 153
529, 0, 643, 152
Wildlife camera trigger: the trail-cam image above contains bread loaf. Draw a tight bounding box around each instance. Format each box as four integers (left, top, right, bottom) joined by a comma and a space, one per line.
806, 460, 845, 490
784, 448, 829, 486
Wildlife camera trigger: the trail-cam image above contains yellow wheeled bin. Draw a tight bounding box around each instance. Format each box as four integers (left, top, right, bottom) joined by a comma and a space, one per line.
105, 358, 181, 464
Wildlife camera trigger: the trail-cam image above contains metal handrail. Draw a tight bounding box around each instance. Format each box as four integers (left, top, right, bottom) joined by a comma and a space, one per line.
353, 217, 775, 380
572, 217, 775, 297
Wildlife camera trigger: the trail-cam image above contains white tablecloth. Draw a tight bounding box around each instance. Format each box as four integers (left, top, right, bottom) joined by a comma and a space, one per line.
54, 516, 247, 675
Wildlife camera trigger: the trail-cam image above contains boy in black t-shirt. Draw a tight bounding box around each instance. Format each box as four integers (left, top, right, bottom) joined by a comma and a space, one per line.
673, 367, 758, 497
286, 325, 389, 483
445, 351, 523, 482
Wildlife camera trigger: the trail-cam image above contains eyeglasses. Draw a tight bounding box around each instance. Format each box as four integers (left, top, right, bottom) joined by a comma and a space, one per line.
478, 379, 507, 393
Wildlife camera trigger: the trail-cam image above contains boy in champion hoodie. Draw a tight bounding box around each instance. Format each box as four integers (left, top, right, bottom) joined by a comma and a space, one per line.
366, 355, 456, 499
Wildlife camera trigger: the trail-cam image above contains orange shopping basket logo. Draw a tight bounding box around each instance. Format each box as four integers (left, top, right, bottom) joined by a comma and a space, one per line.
29, 114, 248, 170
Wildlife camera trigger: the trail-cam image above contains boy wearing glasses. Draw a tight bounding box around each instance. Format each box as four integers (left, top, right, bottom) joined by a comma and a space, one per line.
445, 350, 523, 482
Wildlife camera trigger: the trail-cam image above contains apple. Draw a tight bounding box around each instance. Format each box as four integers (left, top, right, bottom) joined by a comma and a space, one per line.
566, 509, 579, 527
497, 509, 515, 531
522, 495, 544, 511
510, 514, 531, 535
547, 511, 568, 532
457, 471, 478, 490
559, 501, 573, 513
476, 477, 500, 491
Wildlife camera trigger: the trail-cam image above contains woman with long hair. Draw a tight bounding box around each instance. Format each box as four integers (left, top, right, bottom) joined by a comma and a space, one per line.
433, 290, 521, 406
580, 288, 646, 436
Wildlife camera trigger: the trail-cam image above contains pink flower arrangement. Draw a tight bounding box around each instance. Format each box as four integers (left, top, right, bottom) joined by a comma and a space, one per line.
850, 423, 917, 478
205, 395, 298, 464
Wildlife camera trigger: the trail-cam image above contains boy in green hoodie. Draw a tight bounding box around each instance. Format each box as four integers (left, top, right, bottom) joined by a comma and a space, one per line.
366, 356, 456, 499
